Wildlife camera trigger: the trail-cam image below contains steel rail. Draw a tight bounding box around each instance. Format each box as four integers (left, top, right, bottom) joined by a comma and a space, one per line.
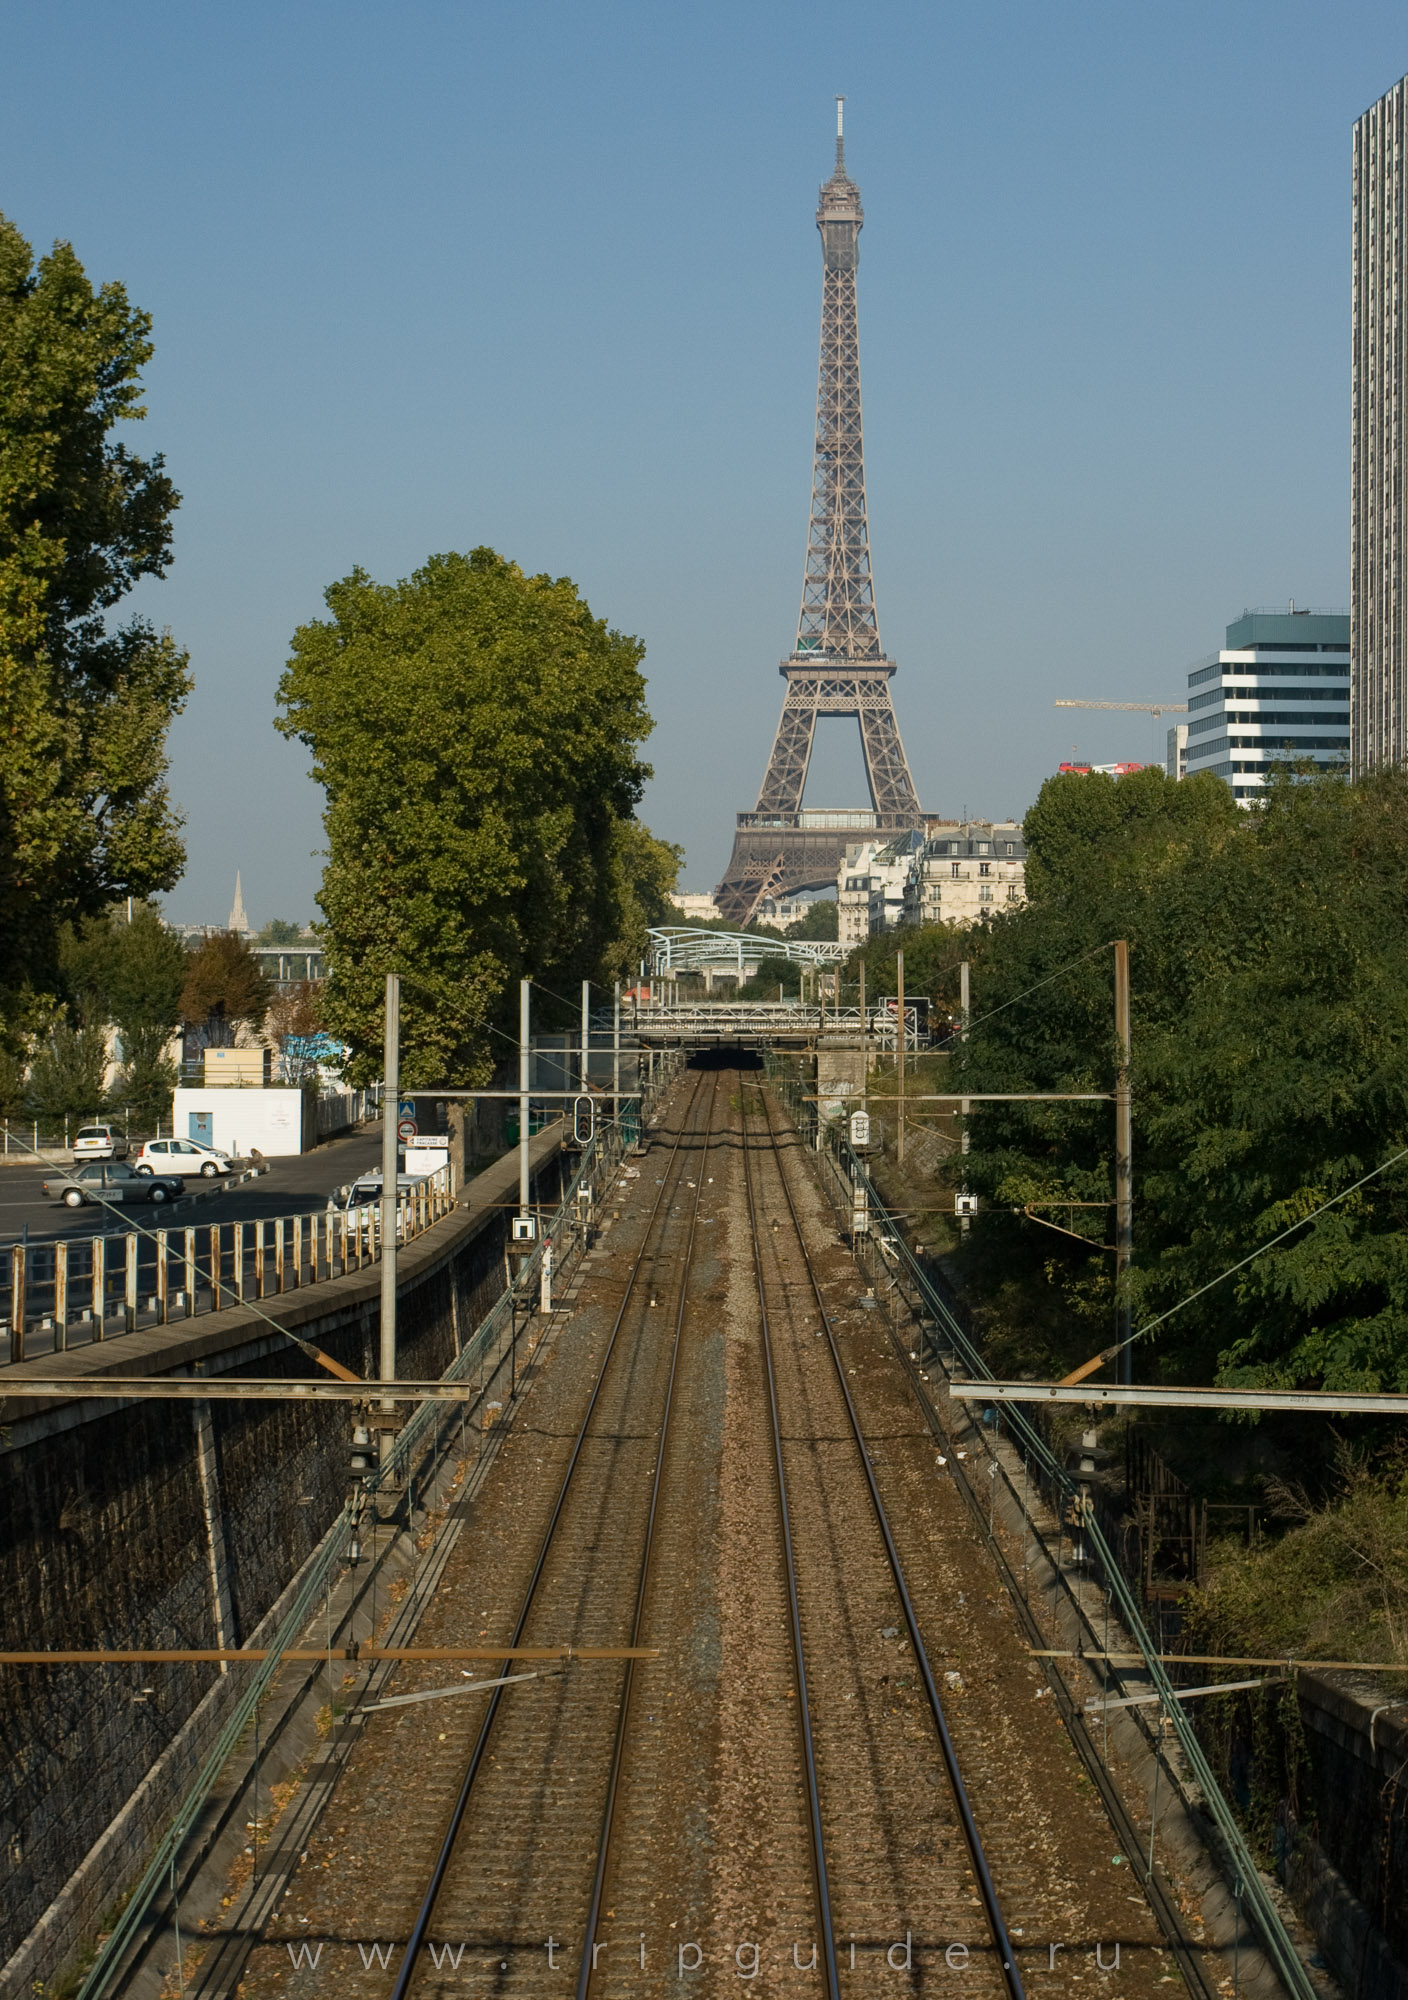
388, 1067, 713, 2000
575, 1069, 721, 2000
803, 1107, 1312, 2000
751, 1082, 1027, 2000
874, 1334, 1222, 2000
739, 1086, 844, 2000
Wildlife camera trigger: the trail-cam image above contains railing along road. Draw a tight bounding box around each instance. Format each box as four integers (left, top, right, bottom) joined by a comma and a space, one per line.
1, 1169, 456, 1366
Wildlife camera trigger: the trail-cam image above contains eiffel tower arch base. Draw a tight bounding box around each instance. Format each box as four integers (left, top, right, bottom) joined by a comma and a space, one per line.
715, 814, 917, 926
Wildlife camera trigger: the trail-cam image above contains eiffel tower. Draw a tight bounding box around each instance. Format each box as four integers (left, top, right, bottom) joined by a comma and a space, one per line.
715, 102, 921, 925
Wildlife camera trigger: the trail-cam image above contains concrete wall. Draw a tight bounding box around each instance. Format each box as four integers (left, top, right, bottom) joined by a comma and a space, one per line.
173, 1087, 304, 1156
0, 1129, 567, 1982
1283, 1675, 1408, 2000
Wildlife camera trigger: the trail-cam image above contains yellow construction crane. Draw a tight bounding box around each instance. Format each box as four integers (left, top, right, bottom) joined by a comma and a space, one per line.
1055, 698, 1188, 716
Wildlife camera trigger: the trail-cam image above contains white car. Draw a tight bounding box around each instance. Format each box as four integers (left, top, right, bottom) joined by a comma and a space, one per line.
72, 1124, 129, 1162
134, 1137, 236, 1179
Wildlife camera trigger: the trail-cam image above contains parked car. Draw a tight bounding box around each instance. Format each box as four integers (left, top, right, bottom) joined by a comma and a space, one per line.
328, 1171, 426, 1211
134, 1137, 235, 1178
71, 1124, 129, 1162
43, 1162, 185, 1209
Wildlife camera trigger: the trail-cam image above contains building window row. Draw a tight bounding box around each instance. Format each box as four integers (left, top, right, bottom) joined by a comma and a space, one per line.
1225, 734, 1349, 750
1223, 710, 1350, 726
1223, 686, 1349, 701
1219, 665, 1350, 680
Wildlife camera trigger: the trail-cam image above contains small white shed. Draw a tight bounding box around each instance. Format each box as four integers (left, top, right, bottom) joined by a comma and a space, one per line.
172, 1088, 305, 1158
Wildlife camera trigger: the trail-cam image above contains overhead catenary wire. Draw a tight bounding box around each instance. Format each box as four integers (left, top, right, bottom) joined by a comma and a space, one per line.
1060, 1141, 1408, 1386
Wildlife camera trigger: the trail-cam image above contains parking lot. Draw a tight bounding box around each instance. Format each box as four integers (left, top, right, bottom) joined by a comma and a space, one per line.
0, 1123, 387, 1246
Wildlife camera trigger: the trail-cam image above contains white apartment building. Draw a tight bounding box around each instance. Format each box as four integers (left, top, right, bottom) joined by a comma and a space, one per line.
905, 820, 1026, 927
837, 841, 879, 945
669, 892, 722, 923
837, 821, 1026, 935
867, 830, 924, 932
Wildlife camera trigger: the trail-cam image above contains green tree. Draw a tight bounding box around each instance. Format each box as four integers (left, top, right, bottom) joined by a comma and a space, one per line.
26, 1020, 108, 1126
951, 766, 1408, 1391
752, 954, 803, 998
848, 920, 972, 1014
786, 898, 838, 942
179, 931, 272, 1046
62, 901, 186, 1125
277, 547, 659, 1085
0, 215, 190, 1022
596, 820, 683, 978
257, 917, 303, 945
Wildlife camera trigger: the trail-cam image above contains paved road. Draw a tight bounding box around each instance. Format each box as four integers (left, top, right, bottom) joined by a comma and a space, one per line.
0, 1123, 388, 1245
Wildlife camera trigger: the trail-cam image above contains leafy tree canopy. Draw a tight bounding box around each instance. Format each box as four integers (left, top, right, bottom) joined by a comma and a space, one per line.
786, 897, 838, 942
951, 766, 1408, 1393
61, 900, 186, 1037
257, 917, 304, 945
0, 214, 189, 1020
847, 920, 972, 1011
277, 547, 663, 1086
179, 931, 272, 1043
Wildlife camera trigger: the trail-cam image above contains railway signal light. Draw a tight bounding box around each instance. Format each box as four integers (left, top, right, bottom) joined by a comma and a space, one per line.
572, 1094, 595, 1144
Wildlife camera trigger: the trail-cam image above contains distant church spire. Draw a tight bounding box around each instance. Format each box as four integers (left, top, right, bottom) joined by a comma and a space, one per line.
228, 871, 250, 934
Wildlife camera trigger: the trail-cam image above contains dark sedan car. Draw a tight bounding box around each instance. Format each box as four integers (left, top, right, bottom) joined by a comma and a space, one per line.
42, 1161, 186, 1210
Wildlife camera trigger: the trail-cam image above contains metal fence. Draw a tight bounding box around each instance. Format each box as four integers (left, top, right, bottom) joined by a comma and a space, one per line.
1, 1169, 456, 1365
2, 1117, 156, 1155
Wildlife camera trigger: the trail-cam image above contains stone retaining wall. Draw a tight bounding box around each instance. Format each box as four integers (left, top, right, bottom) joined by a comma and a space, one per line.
0, 1131, 567, 1978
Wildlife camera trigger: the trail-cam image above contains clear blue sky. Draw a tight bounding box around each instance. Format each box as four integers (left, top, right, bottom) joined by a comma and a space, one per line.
2, 1, 1400, 921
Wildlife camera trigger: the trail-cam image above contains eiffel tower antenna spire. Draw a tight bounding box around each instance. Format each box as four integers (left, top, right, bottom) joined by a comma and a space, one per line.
715, 106, 922, 924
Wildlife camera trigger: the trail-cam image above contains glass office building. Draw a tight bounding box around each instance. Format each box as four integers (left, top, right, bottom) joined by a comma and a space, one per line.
1182, 610, 1350, 803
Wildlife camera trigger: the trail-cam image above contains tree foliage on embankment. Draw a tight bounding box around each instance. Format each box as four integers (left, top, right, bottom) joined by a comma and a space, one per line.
0, 213, 189, 1046
949, 765, 1408, 1394
277, 547, 680, 1088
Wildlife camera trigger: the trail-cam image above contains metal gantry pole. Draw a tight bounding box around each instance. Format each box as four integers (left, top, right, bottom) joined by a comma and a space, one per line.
613, 981, 621, 1128
519, 979, 532, 1222
1114, 940, 1133, 1384
379, 973, 400, 1425
896, 948, 906, 1167
859, 958, 867, 1122
960, 959, 971, 1235
580, 978, 591, 1093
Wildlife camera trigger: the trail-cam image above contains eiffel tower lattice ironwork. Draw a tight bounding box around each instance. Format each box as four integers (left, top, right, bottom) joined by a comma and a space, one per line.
715, 102, 921, 924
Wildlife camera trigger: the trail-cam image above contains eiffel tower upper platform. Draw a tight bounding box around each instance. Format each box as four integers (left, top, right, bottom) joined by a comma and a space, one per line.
715, 103, 922, 925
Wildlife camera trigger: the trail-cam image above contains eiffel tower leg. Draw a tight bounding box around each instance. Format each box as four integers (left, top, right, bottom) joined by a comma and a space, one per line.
754, 691, 818, 815
715, 825, 866, 925
858, 692, 921, 821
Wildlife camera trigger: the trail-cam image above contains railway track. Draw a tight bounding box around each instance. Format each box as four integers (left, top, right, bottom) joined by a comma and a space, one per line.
735, 1080, 1024, 2000
385, 1065, 723, 1997
231, 1058, 1200, 2000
